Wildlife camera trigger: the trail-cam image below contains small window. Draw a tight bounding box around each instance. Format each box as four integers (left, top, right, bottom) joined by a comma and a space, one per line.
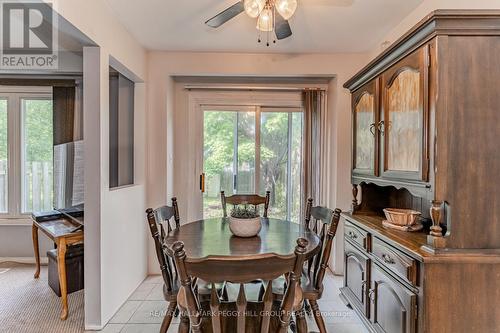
0, 99, 7, 213
21, 98, 53, 212
109, 66, 135, 188
0, 86, 54, 217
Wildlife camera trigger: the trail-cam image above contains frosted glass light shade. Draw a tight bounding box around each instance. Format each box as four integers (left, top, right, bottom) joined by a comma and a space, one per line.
275, 0, 297, 20
244, 0, 265, 18
256, 7, 274, 32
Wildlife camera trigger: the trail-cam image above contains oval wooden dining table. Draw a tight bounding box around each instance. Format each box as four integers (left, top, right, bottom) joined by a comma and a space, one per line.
164, 217, 321, 261
163, 217, 321, 333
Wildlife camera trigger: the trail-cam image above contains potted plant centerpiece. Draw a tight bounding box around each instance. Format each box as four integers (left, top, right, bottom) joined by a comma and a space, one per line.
228, 204, 262, 238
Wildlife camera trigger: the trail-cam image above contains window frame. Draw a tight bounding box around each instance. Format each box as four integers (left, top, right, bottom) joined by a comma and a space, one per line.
0, 86, 52, 219
201, 104, 303, 221
109, 67, 135, 189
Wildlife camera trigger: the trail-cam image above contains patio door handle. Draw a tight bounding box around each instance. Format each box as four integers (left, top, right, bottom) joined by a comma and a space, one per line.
200, 173, 205, 192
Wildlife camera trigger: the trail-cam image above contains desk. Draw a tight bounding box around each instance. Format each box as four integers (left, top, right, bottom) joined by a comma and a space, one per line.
32, 217, 83, 320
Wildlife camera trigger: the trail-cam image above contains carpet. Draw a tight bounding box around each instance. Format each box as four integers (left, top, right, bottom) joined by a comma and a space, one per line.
0, 262, 84, 333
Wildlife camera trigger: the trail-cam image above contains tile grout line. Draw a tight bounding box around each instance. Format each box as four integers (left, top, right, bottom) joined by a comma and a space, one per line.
116, 281, 163, 332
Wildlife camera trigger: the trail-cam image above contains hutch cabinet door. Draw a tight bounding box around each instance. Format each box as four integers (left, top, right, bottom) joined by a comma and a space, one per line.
352, 78, 379, 176
370, 264, 417, 333
380, 46, 429, 181
344, 241, 371, 316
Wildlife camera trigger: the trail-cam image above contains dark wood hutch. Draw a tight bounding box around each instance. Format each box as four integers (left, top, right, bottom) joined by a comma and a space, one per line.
340, 10, 500, 333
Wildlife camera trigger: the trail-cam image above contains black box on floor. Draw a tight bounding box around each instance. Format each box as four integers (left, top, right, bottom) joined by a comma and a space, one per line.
47, 244, 84, 297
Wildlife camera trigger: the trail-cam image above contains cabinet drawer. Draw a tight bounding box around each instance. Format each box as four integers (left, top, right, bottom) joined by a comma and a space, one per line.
345, 220, 370, 250
372, 237, 418, 286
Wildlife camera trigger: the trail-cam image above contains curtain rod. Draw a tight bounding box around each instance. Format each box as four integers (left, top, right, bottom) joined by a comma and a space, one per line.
184, 85, 327, 92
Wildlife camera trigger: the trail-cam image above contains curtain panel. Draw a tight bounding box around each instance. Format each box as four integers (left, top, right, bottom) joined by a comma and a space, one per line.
302, 89, 328, 210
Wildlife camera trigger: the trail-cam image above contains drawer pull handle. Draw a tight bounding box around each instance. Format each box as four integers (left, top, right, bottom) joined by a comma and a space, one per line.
368, 289, 375, 303
382, 254, 396, 264
348, 231, 358, 239
369, 123, 376, 136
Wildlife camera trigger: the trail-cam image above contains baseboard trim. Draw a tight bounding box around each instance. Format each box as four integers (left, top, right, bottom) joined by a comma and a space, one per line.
85, 325, 104, 331
0, 257, 48, 265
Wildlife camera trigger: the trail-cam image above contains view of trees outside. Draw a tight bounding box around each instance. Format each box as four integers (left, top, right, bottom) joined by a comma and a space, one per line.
260, 112, 302, 220
0, 100, 7, 212
22, 99, 53, 213
203, 109, 302, 221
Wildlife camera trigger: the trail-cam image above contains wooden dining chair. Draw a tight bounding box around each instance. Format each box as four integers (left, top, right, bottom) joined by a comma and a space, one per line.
146, 198, 226, 333
145, 198, 181, 333
172, 238, 309, 333
221, 190, 271, 218
297, 198, 341, 333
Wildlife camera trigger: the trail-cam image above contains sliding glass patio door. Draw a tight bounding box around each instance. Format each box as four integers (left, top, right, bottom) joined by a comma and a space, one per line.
202, 105, 302, 221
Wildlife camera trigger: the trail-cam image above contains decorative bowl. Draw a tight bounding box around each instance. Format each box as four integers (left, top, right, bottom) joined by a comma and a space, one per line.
383, 208, 421, 226
229, 216, 262, 238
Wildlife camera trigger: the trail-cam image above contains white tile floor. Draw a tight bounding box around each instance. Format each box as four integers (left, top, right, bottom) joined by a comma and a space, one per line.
99, 271, 368, 333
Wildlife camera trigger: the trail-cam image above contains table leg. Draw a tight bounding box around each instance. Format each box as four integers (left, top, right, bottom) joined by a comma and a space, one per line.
32, 224, 40, 279
57, 238, 68, 320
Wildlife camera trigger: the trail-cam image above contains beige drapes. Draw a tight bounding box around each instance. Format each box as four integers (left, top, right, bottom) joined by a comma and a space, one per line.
302, 89, 328, 209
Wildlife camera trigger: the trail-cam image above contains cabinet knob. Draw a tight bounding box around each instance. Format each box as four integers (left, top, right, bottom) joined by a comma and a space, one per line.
382, 253, 396, 264
368, 289, 376, 303
348, 231, 358, 239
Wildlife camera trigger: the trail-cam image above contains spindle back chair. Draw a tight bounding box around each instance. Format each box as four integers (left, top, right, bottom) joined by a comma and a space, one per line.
221, 190, 271, 218
172, 238, 309, 333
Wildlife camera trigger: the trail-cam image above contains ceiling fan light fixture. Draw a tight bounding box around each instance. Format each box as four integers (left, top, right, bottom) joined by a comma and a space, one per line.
256, 7, 274, 32
275, 0, 297, 20
244, 0, 266, 18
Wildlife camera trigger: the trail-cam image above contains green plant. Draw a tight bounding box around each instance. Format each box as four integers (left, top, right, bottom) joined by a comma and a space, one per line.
230, 204, 259, 219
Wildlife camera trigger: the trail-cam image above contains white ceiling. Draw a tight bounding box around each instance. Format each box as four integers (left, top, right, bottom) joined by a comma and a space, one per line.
104, 0, 422, 53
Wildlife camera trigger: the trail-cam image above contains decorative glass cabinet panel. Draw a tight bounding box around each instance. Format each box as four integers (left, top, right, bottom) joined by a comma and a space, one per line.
381, 47, 429, 181
352, 79, 379, 176
386, 70, 421, 172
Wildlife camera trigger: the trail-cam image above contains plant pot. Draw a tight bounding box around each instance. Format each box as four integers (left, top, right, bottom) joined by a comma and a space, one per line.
229, 216, 262, 238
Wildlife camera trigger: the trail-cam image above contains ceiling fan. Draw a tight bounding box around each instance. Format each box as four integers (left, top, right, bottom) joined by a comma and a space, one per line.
205, 0, 297, 46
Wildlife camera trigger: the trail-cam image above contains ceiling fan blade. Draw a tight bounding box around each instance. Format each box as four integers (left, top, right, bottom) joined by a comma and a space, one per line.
275, 13, 292, 40
205, 1, 245, 28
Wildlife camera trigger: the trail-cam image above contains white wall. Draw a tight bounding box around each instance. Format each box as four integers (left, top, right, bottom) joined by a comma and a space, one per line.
146, 52, 370, 275
54, 0, 148, 329
0, 225, 52, 261
369, 0, 500, 59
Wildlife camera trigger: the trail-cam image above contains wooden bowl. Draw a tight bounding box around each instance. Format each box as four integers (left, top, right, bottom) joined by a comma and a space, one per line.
383, 208, 421, 226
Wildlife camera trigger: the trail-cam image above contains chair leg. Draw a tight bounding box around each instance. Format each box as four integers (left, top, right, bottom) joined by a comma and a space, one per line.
178, 311, 190, 333
296, 304, 308, 333
160, 301, 177, 333
310, 300, 327, 333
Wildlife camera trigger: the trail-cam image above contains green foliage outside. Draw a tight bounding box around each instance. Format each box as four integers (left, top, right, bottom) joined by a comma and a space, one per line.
0, 99, 53, 213
24, 100, 53, 162
0, 99, 53, 162
203, 111, 302, 221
